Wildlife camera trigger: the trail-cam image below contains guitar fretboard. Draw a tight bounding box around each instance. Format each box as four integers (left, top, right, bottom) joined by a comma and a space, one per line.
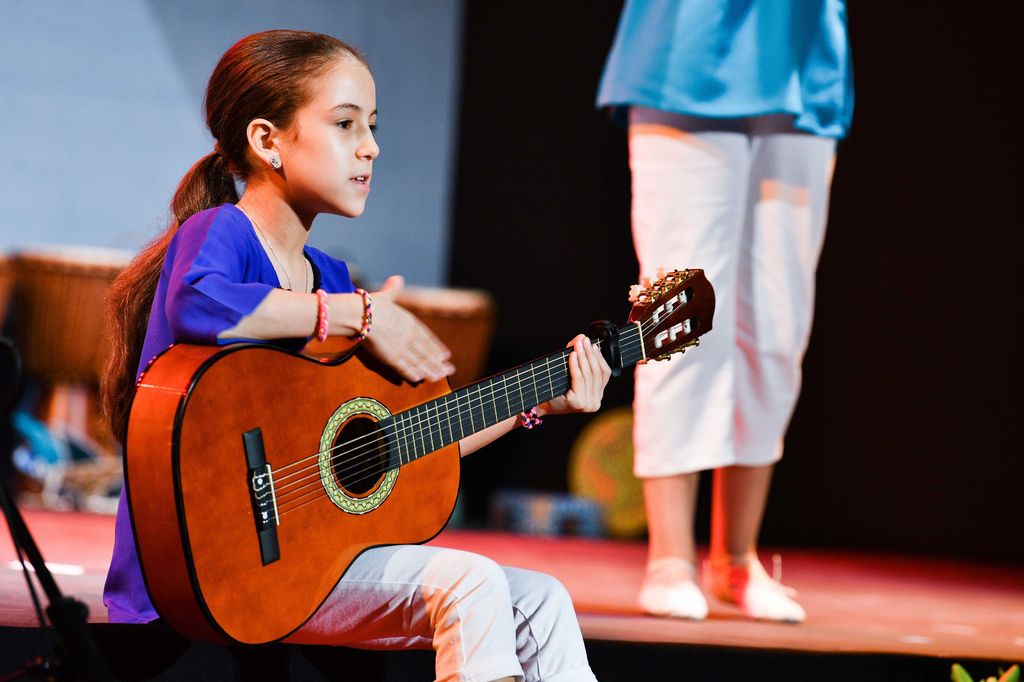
380, 323, 642, 463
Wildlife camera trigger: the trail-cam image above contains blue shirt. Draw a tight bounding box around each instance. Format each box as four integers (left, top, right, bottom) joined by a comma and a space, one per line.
597, 0, 854, 138
103, 203, 355, 624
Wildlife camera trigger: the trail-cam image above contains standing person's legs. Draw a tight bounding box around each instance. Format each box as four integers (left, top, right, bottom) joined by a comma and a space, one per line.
288, 544, 595, 682
627, 108, 750, 619
706, 124, 837, 622
734, 125, 836, 465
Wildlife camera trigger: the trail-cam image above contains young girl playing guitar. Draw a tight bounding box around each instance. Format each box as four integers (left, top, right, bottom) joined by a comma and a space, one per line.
101, 30, 609, 682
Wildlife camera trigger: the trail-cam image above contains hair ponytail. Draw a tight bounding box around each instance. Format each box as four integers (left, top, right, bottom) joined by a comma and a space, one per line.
101, 30, 365, 442
102, 151, 239, 441
171, 151, 239, 225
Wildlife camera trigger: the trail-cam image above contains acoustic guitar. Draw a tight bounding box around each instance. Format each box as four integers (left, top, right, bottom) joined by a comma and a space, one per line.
125, 268, 715, 644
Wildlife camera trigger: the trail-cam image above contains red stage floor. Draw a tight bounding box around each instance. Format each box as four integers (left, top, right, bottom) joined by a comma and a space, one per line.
3, 510, 1023, 662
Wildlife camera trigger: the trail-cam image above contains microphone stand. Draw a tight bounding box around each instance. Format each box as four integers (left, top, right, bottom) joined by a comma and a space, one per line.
0, 337, 109, 681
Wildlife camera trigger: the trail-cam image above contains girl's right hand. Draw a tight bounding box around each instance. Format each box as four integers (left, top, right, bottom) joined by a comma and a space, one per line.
363, 275, 455, 383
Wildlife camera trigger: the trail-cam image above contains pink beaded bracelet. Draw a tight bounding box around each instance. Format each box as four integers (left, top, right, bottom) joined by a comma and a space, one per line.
315, 289, 329, 342
519, 406, 543, 430
354, 287, 373, 341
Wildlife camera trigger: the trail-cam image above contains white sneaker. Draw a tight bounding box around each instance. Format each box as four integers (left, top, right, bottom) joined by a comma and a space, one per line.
638, 557, 708, 620
704, 554, 805, 623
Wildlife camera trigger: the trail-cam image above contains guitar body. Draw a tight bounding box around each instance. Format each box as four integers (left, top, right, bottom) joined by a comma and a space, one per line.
124, 268, 715, 646
125, 342, 460, 645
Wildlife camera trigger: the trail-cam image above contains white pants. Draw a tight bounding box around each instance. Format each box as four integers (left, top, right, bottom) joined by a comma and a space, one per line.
287, 544, 597, 682
628, 109, 837, 477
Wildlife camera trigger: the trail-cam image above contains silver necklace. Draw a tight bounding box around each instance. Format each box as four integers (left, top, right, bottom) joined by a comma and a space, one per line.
239, 206, 308, 292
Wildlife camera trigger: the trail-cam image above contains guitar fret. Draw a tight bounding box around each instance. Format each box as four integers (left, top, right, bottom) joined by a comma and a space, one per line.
477, 382, 487, 426
407, 411, 417, 461
477, 383, 487, 427
403, 409, 411, 462
418, 405, 426, 456
478, 383, 488, 426
510, 368, 519, 411
489, 378, 497, 426
427, 402, 437, 453
499, 379, 507, 422
409, 407, 419, 459
393, 414, 402, 465
385, 321, 649, 467
509, 368, 520, 411
421, 406, 430, 456
478, 384, 488, 428
435, 401, 444, 448
491, 377, 503, 425
396, 413, 407, 463
544, 357, 553, 404
444, 395, 453, 446
395, 418, 405, 465
399, 411, 409, 461
486, 381, 496, 426
501, 375, 511, 420
386, 418, 399, 466
452, 394, 461, 442
534, 359, 546, 404
452, 392, 462, 442
461, 390, 471, 439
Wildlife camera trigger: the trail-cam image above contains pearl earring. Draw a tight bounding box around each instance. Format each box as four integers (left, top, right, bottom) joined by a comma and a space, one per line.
269, 155, 281, 169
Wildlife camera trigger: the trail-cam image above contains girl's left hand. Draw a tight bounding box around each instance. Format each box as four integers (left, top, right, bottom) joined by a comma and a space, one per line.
539, 334, 612, 416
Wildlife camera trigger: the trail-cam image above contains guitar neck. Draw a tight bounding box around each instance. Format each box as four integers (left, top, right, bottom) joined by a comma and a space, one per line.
381, 323, 643, 464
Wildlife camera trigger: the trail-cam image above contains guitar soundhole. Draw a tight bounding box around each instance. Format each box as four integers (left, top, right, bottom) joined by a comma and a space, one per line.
332, 416, 389, 496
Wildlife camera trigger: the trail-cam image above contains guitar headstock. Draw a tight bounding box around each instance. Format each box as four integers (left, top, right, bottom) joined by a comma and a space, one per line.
627, 269, 715, 362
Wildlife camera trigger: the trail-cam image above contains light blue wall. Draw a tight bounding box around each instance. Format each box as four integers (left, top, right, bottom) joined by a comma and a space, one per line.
0, 0, 463, 286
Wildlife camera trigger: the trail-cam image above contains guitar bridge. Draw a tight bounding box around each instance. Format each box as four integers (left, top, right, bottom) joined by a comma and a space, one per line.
243, 428, 280, 566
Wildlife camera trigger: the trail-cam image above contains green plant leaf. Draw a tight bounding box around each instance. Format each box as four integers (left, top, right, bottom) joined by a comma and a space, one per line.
952, 663, 974, 682
998, 664, 1020, 682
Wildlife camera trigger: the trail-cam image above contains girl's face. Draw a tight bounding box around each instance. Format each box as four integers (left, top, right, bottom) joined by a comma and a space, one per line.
278, 57, 379, 220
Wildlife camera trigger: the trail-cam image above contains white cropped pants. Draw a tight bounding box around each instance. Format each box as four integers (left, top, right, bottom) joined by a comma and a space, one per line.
288, 544, 597, 682
628, 109, 837, 477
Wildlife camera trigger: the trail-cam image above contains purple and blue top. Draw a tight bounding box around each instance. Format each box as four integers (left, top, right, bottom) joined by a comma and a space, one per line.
103, 203, 355, 624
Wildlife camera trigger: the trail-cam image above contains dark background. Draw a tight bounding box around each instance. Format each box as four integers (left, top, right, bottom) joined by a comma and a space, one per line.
450, 1, 1024, 564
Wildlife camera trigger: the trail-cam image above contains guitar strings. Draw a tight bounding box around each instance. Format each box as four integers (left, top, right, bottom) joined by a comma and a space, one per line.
270, 345, 579, 483
268, 332, 629, 488
274, 366, 574, 516
271, 352, 578, 510
268, 321, 658, 518
270, 344, 580, 481
274, 362, 575, 517
272, 314, 673, 520
268, 324, 655, 514
266, 323, 656, 511
268, 326, 648, 500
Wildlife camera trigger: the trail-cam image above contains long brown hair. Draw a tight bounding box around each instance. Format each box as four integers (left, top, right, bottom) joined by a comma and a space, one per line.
103, 30, 366, 442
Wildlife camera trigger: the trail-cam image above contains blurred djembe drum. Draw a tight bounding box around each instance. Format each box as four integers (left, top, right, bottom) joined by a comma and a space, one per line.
11, 248, 131, 386
10, 248, 131, 463
395, 286, 497, 388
